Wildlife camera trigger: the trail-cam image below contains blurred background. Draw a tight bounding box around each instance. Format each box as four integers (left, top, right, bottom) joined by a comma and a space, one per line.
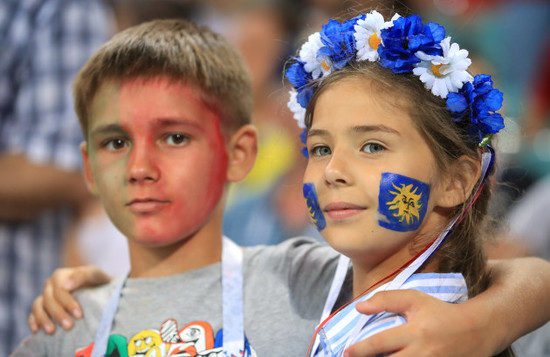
1, 0, 548, 355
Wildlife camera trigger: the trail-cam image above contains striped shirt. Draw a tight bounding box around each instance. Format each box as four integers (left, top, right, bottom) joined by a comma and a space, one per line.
315, 273, 468, 357
0, 0, 111, 354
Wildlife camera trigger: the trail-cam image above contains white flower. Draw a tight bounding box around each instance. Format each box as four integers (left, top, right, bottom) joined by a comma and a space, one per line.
299, 32, 332, 79
354, 12, 401, 62
287, 90, 306, 128
354, 11, 386, 62
413, 37, 473, 98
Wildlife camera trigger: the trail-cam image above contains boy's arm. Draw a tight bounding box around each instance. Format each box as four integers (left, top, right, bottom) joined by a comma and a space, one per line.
29, 257, 550, 356
346, 257, 550, 357
28, 266, 111, 334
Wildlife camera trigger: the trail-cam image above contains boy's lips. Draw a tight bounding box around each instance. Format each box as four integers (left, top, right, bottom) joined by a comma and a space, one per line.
323, 202, 366, 220
127, 198, 170, 213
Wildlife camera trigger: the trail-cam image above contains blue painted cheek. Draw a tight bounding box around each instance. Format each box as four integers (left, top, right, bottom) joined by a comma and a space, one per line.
377, 172, 430, 232
303, 183, 326, 231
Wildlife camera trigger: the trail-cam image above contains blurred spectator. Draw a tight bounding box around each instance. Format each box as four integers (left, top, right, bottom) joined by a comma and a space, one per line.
487, 174, 550, 356
61, 200, 129, 276
191, 1, 325, 245
223, 152, 323, 246
0, 0, 113, 353
487, 174, 550, 261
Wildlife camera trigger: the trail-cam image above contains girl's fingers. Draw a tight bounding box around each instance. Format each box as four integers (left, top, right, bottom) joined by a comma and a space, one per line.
41, 278, 75, 331
355, 289, 423, 317
30, 296, 56, 335
28, 266, 111, 333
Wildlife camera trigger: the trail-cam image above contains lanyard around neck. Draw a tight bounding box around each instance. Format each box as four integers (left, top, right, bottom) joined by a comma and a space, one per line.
91, 236, 244, 357
309, 254, 350, 356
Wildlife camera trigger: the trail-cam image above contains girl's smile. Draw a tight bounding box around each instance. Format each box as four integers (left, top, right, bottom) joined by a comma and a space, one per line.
323, 202, 367, 221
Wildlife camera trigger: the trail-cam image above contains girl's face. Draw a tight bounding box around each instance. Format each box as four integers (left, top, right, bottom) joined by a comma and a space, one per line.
303, 77, 450, 269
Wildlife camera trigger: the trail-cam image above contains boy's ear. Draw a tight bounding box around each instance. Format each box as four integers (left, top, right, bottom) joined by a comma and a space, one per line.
226, 124, 258, 182
80, 142, 99, 196
436, 155, 481, 208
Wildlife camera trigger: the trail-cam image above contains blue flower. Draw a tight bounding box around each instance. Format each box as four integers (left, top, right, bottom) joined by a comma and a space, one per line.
378, 15, 445, 73
447, 74, 504, 142
318, 18, 357, 70
285, 61, 315, 108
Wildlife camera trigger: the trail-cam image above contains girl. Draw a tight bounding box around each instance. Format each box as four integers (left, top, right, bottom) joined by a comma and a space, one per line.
286, 10, 512, 357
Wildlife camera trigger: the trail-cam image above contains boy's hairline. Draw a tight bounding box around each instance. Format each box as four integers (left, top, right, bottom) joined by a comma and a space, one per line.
78, 73, 245, 142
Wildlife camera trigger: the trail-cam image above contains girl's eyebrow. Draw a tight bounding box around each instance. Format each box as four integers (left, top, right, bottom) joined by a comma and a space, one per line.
350, 125, 400, 136
307, 125, 400, 138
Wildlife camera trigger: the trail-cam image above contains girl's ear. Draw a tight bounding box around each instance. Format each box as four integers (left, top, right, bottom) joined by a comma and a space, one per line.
226, 124, 258, 182
80, 142, 99, 196
436, 155, 481, 208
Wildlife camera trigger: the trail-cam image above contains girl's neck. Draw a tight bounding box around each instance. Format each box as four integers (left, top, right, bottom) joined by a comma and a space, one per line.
350, 244, 441, 297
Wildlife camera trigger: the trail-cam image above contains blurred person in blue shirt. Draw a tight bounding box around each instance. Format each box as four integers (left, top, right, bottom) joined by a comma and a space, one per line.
0, 0, 112, 353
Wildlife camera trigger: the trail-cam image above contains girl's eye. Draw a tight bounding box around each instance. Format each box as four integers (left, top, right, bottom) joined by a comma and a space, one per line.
165, 133, 188, 146
362, 143, 385, 154
103, 138, 128, 151
311, 145, 331, 157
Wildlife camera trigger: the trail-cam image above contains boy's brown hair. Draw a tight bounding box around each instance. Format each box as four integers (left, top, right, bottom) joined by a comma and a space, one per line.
74, 19, 253, 138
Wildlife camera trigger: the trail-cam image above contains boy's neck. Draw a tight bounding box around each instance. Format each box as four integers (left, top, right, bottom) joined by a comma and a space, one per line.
127, 219, 224, 278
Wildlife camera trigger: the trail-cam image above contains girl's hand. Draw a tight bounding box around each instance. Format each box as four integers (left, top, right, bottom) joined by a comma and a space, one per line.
345, 289, 495, 357
28, 265, 111, 334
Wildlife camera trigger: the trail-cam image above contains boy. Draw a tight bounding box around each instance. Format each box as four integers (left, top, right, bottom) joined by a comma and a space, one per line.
14, 18, 550, 357
10, 17, 343, 357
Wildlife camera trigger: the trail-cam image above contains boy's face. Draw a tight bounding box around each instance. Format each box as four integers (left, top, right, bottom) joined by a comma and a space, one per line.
303, 78, 449, 270
82, 77, 229, 246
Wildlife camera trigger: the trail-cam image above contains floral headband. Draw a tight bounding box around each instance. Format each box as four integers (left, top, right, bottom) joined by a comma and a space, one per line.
286, 11, 505, 149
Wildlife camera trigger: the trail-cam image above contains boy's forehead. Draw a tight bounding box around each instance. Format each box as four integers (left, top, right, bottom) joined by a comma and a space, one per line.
88, 76, 232, 136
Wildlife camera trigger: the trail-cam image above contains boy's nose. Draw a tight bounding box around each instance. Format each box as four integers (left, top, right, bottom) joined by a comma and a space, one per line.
127, 146, 160, 184
324, 150, 351, 186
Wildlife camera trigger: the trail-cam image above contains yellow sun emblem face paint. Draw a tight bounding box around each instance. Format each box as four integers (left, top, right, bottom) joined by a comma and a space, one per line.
377, 173, 430, 232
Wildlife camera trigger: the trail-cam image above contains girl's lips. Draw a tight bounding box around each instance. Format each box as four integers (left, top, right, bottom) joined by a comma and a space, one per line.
324, 202, 366, 220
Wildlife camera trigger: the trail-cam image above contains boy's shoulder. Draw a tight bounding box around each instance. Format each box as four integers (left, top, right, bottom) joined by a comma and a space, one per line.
242, 236, 337, 272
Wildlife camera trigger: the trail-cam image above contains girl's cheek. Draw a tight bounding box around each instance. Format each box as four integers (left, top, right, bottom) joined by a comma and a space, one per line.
303, 182, 326, 231
377, 172, 430, 232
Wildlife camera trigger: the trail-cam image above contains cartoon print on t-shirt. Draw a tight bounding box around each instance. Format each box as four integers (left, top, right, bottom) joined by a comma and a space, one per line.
74, 319, 257, 357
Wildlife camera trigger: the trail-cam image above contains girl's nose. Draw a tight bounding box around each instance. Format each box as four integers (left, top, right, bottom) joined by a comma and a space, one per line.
324, 150, 351, 187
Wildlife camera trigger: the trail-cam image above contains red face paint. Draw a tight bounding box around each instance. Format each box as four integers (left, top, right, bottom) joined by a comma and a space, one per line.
83, 77, 229, 248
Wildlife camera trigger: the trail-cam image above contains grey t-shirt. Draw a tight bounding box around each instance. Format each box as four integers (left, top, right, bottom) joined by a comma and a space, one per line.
12, 237, 352, 356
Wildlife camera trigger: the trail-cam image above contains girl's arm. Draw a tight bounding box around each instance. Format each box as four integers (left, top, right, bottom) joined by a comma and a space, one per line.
347, 257, 550, 357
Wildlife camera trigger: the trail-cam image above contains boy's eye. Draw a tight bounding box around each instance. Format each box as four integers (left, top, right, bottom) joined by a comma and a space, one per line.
103, 138, 128, 151
165, 133, 188, 146
311, 145, 331, 157
362, 143, 385, 154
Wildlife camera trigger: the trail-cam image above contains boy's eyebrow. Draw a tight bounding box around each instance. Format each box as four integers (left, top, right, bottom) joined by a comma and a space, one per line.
90, 118, 203, 137
90, 123, 125, 136
307, 125, 400, 138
